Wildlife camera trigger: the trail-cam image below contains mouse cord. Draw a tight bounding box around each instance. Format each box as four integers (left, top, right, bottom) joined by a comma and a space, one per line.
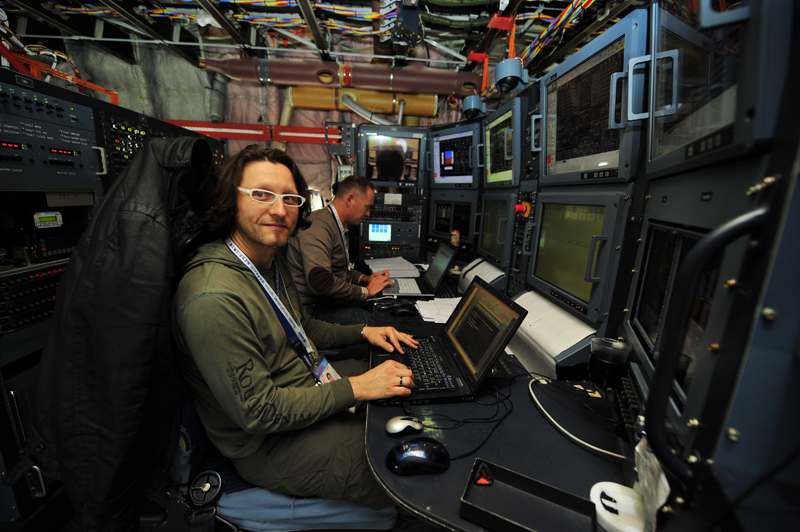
529, 379, 626, 460
449, 381, 514, 461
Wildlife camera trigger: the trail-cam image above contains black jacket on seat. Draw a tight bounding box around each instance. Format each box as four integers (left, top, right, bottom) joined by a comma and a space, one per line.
25, 136, 219, 532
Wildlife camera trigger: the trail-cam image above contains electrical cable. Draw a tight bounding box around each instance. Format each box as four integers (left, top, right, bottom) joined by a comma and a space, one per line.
529, 378, 626, 460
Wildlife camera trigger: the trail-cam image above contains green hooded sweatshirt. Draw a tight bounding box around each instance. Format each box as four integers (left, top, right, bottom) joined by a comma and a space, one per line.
172, 240, 364, 459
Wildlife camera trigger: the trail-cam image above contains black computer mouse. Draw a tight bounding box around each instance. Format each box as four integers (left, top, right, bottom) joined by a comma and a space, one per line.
386, 437, 450, 476
385, 415, 424, 437
391, 303, 418, 317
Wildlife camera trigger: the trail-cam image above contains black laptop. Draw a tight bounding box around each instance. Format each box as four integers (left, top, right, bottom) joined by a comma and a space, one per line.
382, 243, 457, 297
372, 277, 528, 405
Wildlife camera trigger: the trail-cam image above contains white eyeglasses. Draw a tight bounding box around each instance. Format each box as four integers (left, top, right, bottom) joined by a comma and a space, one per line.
238, 187, 306, 207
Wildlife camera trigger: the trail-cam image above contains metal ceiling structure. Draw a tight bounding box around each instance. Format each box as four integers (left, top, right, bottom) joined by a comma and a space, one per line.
2, 1, 642, 84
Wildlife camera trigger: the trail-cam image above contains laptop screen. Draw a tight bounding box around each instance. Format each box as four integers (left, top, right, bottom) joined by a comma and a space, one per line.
424, 244, 456, 290
443, 279, 523, 383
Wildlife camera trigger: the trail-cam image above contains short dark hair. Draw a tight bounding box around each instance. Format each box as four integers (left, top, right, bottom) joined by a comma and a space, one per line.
336, 175, 374, 198
375, 149, 405, 180
204, 145, 311, 235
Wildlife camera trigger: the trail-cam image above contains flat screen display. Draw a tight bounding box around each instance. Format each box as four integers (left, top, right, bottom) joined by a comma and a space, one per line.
545, 38, 625, 177
433, 130, 473, 185
479, 200, 508, 261
364, 134, 421, 184
433, 201, 472, 238
368, 223, 392, 242
534, 203, 605, 304
485, 110, 514, 184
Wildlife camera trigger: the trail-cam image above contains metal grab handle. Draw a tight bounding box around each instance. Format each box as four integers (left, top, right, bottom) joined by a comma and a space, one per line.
468, 143, 474, 168
531, 115, 543, 152
93, 146, 108, 176
645, 206, 769, 486
476, 143, 485, 168
627, 55, 651, 121
427, 151, 432, 173
609, 72, 627, 130
627, 51, 680, 122
496, 217, 507, 245
698, 0, 750, 29
474, 212, 482, 236
504, 130, 514, 160
654, 50, 680, 118
584, 235, 608, 282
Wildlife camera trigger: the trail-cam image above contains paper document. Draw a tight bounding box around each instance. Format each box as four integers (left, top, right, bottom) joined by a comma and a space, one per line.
506, 291, 595, 378
365, 256, 419, 278
414, 298, 460, 323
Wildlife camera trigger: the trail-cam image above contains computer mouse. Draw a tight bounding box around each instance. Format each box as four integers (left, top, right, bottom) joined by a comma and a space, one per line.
386, 437, 450, 476
385, 416, 424, 437
391, 303, 418, 317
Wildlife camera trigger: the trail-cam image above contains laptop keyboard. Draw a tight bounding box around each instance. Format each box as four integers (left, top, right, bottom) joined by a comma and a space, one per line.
396, 278, 419, 294
435, 279, 457, 298
406, 338, 456, 390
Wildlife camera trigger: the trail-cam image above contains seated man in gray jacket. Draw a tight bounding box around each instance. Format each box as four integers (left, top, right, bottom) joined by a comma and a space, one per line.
173, 145, 417, 511
286, 175, 393, 325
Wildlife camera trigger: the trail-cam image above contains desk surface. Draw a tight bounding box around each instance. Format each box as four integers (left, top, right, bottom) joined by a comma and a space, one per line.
367, 306, 627, 531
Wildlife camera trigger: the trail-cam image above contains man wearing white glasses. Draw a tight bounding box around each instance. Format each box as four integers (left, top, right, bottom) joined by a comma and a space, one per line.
287, 175, 394, 326
172, 145, 417, 511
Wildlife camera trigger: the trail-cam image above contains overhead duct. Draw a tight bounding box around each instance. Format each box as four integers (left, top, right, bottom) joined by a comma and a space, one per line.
201, 57, 481, 98
288, 86, 437, 117
340, 94, 393, 126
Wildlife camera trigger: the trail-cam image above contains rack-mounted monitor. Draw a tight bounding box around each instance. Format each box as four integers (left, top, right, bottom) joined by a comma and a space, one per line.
356, 125, 427, 188
430, 121, 481, 189
477, 191, 518, 269
428, 189, 479, 245
541, 9, 647, 186
526, 186, 631, 327
483, 97, 528, 189
644, 1, 793, 179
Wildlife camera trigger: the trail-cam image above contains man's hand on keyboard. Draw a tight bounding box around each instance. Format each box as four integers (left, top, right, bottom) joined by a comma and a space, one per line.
362, 326, 418, 355
365, 273, 394, 296
349, 360, 415, 401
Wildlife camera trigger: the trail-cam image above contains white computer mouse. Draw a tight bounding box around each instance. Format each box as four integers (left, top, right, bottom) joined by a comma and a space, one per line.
385, 416, 424, 437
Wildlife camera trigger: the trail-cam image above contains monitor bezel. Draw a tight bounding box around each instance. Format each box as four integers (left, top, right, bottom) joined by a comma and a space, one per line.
482, 97, 528, 190
643, 3, 792, 180
477, 191, 518, 270
428, 189, 480, 245
429, 121, 482, 190
526, 185, 632, 326
539, 9, 648, 187
356, 124, 428, 189
622, 161, 764, 456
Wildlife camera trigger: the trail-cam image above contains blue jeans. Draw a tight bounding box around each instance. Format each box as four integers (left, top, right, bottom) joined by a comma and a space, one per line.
306, 303, 373, 326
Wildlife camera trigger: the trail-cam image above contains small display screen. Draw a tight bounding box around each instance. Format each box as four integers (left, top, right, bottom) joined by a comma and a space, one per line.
38, 216, 58, 222
368, 224, 392, 242
545, 38, 625, 176
365, 134, 421, 183
479, 200, 509, 261
433, 130, 474, 185
534, 203, 606, 304
1, 141, 24, 150
485, 111, 514, 184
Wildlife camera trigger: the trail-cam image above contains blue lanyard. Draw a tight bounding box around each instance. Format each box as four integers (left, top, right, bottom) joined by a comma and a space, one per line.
224, 237, 316, 368
328, 204, 351, 273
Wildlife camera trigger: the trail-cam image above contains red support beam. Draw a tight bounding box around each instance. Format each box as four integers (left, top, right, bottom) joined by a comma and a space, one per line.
165, 121, 345, 146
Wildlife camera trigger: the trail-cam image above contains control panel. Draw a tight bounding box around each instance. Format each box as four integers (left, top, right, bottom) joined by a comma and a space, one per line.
507, 181, 537, 297
99, 107, 226, 189
0, 259, 68, 336
0, 80, 98, 192
357, 193, 424, 262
